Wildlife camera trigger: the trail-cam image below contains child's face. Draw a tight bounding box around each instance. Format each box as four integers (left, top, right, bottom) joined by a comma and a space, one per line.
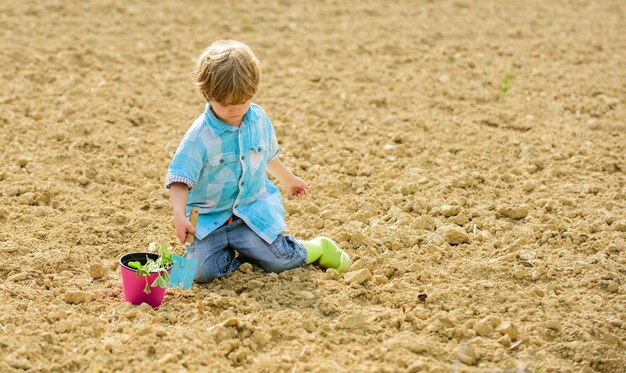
210, 99, 252, 126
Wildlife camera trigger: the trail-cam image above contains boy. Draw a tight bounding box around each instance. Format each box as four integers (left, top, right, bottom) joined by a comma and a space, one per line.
166, 40, 350, 283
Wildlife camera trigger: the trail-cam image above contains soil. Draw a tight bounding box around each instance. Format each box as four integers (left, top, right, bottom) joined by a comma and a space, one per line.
1, 0, 625, 372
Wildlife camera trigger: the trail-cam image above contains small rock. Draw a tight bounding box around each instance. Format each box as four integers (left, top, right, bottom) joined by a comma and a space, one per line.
498, 205, 529, 219
351, 258, 375, 271
77, 176, 90, 186
60, 270, 73, 278
438, 73, 450, 83
545, 320, 560, 331
400, 183, 418, 195
457, 343, 477, 366
414, 308, 429, 320
239, 262, 253, 273
452, 212, 469, 225
427, 233, 446, 246
252, 331, 270, 346
64, 290, 92, 304
496, 321, 518, 340
530, 286, 545, 297
604, 215, 618, 225
372, 275, 388, 285
436, 312, 457, 327
89, 262, 108, 279
602, 332, 623, 346
612, 220, 626, 232
384, 332, 428, 353
339, 311, 365, 329
512, 269, 525, 279
324, 268, 340, 280
344, 269, 372, 285
247, 279, 263, 289
396, 261, 408, 275
436, 224, 469, 245
10, 272, 29, 282
498, 334, 512, 347
410, 216, 435, 231
473, 318, 494, 336
440, 205, 461, 217
475, 230, 492, 242
530, 270, 542, 281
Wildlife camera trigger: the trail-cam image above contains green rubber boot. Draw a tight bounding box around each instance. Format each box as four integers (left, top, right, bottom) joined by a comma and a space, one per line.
302, 236, 351, 273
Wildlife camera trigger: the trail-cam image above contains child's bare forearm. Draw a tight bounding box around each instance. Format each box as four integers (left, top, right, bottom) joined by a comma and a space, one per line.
170, 183, 189, 219
266, 157, 296, 186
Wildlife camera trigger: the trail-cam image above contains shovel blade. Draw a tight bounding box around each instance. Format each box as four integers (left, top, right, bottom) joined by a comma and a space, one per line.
169, 254, 198, 290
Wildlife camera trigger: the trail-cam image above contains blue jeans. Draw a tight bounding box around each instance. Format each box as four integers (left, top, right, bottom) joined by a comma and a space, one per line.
186, 218, 307, 283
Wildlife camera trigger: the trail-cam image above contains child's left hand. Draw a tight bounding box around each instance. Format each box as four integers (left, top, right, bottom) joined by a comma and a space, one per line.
286, 176, 309, 198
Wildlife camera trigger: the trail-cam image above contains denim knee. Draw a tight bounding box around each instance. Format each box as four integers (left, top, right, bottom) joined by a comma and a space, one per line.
258, 260, 295, 273
190, 244, 239, 283
258, 238, 307, 273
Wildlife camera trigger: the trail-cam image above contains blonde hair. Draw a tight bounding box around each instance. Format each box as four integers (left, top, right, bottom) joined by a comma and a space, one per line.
193, 40, 261, 105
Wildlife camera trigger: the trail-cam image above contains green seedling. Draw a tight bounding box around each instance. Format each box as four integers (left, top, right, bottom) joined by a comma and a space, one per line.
128, 243, 174, 294
500, 74, 512, 96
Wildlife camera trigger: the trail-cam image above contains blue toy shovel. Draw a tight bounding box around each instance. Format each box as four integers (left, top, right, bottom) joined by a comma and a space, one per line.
169, 207, 199, 289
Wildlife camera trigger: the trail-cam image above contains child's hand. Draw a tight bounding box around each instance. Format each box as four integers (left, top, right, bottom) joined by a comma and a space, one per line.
286, 176, 309, 198
174, 215, 196, 244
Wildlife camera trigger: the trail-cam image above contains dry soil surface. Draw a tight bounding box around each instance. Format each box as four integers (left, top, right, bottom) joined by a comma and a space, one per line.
1, 0, 625, 372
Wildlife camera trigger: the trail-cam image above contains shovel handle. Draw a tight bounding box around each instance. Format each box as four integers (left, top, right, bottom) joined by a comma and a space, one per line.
185, 207, 199, 245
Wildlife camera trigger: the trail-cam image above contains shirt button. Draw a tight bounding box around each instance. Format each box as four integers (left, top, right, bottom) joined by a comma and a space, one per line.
240, 182, 244, 186
240, 156, 245, 160
234, 204, 238, 208
213, 221, 218, 225
219, 159, 225, 164
257, 147, 262, 152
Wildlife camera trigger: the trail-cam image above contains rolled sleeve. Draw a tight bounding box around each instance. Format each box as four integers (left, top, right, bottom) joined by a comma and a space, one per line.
165, 175, 195, 189
165, 140, 203, 190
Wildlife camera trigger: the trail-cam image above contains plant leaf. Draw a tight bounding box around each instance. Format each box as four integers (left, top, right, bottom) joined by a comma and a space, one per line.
155, 276, 165, 289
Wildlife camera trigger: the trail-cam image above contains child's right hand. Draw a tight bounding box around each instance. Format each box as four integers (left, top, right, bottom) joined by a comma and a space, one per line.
174, 216, 196, 244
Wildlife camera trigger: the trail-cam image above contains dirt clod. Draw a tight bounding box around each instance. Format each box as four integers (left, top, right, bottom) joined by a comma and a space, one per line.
498, 205, 529, 220
344, 269, 373, 285
436, 224, 470, 244
63, 290, 92, 304
89, 262, 108, 279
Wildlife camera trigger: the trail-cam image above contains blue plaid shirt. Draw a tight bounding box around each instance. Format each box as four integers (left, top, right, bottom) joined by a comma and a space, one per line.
166, 103, 284, 244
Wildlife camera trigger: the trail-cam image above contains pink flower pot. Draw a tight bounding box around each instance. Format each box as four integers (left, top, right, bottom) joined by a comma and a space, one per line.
119, 252, 171, 308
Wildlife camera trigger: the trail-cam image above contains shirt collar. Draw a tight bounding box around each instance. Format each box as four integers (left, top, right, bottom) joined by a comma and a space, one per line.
204, 103, 254, 136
